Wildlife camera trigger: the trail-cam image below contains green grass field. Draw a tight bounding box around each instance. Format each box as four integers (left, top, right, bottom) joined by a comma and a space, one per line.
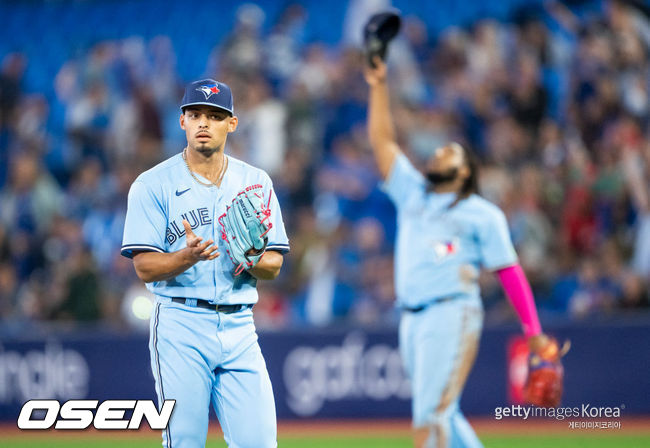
3, 434, 650, 448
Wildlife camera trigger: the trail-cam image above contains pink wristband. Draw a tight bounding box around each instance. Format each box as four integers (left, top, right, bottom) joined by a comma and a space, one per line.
496, 264, 542, 338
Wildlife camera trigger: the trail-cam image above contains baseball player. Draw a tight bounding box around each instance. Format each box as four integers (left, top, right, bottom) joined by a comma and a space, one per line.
364, 57, 563, 448
121, 79, 289, 448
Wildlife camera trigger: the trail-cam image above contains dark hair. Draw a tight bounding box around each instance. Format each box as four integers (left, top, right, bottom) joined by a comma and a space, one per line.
449, 142, 479, 208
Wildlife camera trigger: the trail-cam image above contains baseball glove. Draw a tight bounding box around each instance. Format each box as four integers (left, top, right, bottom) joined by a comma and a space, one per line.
523, 337, 570, 407
218, 184, 272, 275
363, 10, 402, 68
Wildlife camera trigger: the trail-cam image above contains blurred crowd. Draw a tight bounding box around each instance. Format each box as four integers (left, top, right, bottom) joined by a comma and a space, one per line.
0, 0, 649, 330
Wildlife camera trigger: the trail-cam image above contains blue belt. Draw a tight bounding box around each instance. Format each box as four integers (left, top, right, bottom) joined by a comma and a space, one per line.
171, 297, 253, 314
402, 296, 456, 313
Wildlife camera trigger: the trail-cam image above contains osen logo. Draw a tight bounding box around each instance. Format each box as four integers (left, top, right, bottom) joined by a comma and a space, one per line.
17, 399, 175, 430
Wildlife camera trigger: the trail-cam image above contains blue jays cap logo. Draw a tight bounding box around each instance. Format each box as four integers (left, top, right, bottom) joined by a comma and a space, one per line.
181, 79, 233, 113
196, 84, 220, 99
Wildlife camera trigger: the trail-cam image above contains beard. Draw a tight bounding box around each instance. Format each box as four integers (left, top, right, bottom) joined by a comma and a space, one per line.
426, 167, 458, 185
192, 139, 221, 157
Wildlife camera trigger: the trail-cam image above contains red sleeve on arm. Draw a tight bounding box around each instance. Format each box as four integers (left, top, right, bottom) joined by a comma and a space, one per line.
496, 264, 542, 338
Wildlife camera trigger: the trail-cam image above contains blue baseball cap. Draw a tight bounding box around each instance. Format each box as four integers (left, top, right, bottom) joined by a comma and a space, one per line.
180, 79, 234, 115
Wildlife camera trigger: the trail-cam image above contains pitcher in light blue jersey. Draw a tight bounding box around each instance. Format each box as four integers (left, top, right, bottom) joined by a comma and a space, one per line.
365, 57, 552, 448
122, 79, 289, 448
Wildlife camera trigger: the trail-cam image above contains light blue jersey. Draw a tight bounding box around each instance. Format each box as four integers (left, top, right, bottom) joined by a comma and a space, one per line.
384, 153, 515, 447
123, 150, 288, 448
383, 153, 517, 308
121, 152, 289, 304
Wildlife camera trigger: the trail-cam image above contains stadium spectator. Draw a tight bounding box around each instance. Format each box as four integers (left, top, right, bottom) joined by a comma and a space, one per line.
0, 53, 26, 131
0, 0, 648, 327
52, 246, 102, 322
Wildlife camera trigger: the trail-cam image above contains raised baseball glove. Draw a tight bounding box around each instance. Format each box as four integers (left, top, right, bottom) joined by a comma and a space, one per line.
524, 336, 570, 407
218, 184, 272, 275
363, 10, 401, 68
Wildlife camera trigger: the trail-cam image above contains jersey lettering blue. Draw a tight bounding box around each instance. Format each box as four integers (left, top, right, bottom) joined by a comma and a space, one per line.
165, 207, 213, 244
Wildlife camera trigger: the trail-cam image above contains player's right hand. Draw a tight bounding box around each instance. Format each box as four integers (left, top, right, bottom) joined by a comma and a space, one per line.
364, 56, 387, 86
183, 219, 219, 261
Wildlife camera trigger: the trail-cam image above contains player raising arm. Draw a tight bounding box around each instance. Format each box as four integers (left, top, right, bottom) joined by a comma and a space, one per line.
365, 54, 564, 448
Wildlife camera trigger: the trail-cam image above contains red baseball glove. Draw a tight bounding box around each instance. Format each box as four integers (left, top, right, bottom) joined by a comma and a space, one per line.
523, 335, 570, 407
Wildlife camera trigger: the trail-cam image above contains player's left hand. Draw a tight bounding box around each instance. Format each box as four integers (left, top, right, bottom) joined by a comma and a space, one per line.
364, 56, 387, 86
218, 185, 272, 275
524, 334, 570, 407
